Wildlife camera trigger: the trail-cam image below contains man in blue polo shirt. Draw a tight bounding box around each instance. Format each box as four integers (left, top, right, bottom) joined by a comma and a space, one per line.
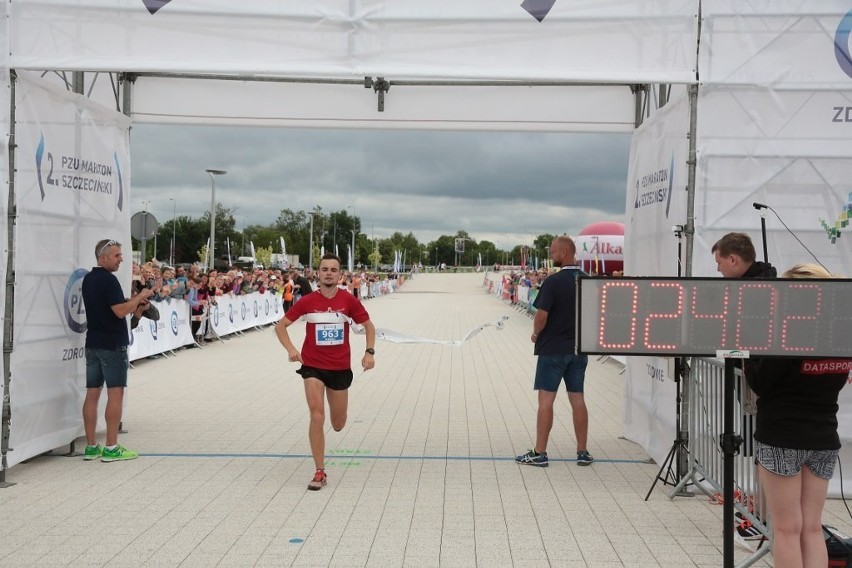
516, 235, 593, 467
81, 239, 153, 462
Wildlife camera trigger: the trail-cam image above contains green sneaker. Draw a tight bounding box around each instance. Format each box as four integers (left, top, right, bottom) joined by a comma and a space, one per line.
101, 444, 138, 462
83, 444, 103, 461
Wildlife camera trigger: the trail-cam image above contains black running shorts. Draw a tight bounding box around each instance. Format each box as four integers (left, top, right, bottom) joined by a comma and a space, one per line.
297, 366, 354, 391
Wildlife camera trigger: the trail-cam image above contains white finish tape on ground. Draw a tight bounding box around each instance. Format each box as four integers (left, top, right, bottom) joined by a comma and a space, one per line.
303, 313, 509, 346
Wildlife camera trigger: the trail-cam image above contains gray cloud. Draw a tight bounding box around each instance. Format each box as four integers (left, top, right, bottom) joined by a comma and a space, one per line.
130, 125, 630, 249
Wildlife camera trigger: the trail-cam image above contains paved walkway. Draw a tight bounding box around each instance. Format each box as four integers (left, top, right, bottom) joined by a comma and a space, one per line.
2, 272, 851, 566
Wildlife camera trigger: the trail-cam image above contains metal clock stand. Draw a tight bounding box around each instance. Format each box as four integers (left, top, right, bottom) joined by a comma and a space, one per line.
645, 225, 693, 500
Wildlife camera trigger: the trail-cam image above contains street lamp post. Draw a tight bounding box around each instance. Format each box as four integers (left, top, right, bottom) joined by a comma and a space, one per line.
347, 205, 356, 272
307, 212, 315, 269
141, 200, 151, 264
350, 229, 356, 272
169, 197, 176, 266
205, 169, 227, 270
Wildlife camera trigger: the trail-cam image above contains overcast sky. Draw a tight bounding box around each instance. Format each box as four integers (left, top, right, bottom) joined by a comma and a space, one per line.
129, 125, 631, 250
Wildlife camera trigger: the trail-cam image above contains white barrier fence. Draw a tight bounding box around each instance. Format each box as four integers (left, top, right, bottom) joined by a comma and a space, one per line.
207, 291, 284, 338
129, 298, 195, 361
129, 292, 286, 361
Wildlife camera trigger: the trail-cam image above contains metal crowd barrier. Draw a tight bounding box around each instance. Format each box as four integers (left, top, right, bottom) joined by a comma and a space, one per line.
676, 357, 770, 567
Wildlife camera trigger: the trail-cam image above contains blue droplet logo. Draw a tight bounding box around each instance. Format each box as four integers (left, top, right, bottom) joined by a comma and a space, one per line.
64, 269, 89, 333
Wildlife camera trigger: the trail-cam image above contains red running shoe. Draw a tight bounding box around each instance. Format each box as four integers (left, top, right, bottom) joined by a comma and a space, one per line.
308, 469, 327, 491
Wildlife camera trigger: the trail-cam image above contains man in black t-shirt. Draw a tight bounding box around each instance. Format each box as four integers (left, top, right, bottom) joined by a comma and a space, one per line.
516, 236, 593, 468
81, 239, 153, 462
293, 269, 314, 303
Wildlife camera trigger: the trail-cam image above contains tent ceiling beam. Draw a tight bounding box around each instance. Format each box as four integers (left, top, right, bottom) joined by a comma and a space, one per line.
35, 70, 124, 113
127, 70, 644, 89
126, 71, 647, 115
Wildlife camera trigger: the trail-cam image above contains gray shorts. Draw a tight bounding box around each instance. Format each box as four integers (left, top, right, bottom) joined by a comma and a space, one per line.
754, 440, 838, 480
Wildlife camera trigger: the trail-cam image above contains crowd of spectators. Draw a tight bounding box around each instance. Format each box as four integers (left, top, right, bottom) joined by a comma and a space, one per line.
503, 268, 550, 303
131, 259, 400, 309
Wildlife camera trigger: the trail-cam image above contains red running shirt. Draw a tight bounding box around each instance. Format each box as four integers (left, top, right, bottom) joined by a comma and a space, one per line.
284, 289, 370, 370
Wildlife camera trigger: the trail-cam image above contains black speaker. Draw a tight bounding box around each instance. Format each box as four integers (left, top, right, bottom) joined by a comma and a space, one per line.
825, 525, 852, 567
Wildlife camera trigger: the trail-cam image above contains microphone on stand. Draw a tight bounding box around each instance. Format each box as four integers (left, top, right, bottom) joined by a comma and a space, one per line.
754, 201, 830, 273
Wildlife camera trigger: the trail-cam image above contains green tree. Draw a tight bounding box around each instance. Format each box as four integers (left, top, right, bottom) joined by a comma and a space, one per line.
368, 249, 381, 270
200, 203, 238, 263
476, 240, 498, 267
534, 233, 557, 252
355, 233, 372, 267
327, 209, 360, 257
197, 242, 210, 267
255, 245, 273, 268
429, 235, 457, 267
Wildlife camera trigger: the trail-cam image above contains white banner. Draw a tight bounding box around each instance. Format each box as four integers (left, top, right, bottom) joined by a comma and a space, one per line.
9, 74, 131, 467
128, 299, 194, 361
208, 292, 283, 337
700, 2, 852, 89
624, 87, 691, 277
623, 357, 678, 467
621, 88, 691, 463
692, 86, 852, 279
10, 1, 697, 83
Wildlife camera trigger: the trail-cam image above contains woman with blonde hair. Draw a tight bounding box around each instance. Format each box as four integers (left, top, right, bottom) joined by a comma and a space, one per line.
748, 262, 850, 567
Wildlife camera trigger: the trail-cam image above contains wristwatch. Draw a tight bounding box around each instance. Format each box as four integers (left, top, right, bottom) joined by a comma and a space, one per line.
365, 348, 375, 355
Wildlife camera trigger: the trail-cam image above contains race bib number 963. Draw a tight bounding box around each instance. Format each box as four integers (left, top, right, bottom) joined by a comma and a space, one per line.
316, 323, 344, 346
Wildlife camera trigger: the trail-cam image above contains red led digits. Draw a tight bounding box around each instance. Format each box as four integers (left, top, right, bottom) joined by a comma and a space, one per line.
582, 278, 852, 357
735, 284, 778, 351
691, 284, 729, 348
644, 282, 683, 350
780, 284, 820, 352
599, 281, 638, 349
828, 286, 852, 354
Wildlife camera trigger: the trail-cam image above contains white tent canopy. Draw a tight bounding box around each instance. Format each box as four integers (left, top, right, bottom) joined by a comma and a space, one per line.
3, 1, 852, 532
9, 0, 700, 132
10, 1, 698, 82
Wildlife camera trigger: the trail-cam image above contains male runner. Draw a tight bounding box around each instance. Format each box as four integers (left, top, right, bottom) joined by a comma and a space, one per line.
275, 253, 376, 490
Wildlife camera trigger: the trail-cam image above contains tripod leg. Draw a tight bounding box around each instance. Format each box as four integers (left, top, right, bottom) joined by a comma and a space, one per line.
645, 442, 678, 501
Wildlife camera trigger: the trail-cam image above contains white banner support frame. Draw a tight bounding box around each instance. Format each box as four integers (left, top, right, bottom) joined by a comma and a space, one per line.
1, 71, 17, 488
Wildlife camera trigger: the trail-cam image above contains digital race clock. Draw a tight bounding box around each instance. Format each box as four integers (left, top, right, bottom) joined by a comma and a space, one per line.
577, 277, 852, 357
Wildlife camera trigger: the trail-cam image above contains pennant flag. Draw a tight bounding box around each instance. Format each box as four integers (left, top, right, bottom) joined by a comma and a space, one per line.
520, 0, 556, 22
141, 0, 172, 16
226, 237, 232, 267
250, 241, 256, 261
280, 236, 286, 255
347, 244, 353, 272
